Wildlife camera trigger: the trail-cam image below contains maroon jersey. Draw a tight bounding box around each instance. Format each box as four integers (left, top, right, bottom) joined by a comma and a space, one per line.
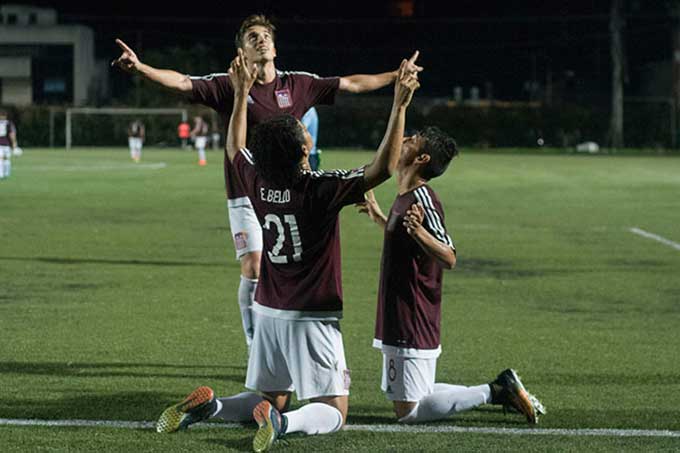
232, 148, 365, 320
190, 71, 340, 201
128, 121, 144, 138
192, 118, 209, 137
374, 185, 455, 357
0, 119, 16, 147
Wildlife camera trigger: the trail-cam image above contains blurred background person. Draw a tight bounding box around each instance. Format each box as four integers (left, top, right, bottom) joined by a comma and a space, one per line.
178, 120, 190, 149
191, 116, 209, 166
0, 110, 18, 180
128, 119, 145, 162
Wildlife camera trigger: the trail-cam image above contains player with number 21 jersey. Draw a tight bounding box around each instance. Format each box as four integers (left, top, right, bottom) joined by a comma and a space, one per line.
232, 149, 365, 319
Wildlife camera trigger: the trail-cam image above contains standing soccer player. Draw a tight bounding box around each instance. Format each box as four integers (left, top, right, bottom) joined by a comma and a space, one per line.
127, 119, 145, 163
155, 53, 420, 452
0, 110, 18, 180
357, 131, 545, 424
190, 115, 209, 166
112, 14, 423, 351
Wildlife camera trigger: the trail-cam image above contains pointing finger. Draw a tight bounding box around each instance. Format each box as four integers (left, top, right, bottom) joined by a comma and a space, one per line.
407, 50, 420, 65
115, 39, 133, 53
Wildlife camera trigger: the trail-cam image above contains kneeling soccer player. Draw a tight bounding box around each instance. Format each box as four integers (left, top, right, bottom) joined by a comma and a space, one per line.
357, 129, 545, 424
156, 51, 421, 451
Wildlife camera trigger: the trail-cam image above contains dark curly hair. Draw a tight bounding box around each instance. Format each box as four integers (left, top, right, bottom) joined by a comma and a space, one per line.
235, 14, 276, 50
418, 127, 459, 180
250, 115, 306, 188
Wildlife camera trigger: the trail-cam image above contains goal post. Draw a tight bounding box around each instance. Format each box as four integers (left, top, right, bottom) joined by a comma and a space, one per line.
64, 107, 188, 150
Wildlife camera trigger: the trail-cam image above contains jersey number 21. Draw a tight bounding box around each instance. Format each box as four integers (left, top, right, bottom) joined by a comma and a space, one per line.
263, 214, 302, 264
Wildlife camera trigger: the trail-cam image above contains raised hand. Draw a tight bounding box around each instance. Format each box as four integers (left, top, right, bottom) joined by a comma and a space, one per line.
393, 58, 421, 108
403, 202, 425, 235
111, 39, 140, 73
228, 48, 258, 95
355, 190, 386, 225
403, 50, 423, 76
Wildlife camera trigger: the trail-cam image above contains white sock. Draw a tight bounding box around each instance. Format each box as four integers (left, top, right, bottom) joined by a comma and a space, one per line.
198, 149, 206, 161
0, 160, 4, 178
238, 276, 257, 346
212, 392, 263, 422
283, 403, 343, 435
4, 160, 10, 177
398, 384, 491, 423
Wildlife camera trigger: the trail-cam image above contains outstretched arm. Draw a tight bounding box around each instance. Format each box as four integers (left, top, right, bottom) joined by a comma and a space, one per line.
362, 55, 421, 190
111, 39, 192, 93
339, 51, 423, 94
404, 203, 456, 269
226, 49, 257, 163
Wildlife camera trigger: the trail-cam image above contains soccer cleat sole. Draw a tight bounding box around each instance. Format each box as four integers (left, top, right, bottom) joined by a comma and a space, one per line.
156, 386, 214, 433
252, 400, 278, 453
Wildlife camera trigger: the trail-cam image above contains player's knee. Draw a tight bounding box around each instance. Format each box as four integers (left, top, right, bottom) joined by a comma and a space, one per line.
263, 391, 291, 413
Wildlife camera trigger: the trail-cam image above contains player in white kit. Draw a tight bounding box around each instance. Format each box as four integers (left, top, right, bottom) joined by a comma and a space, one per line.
128, 119, 145, 162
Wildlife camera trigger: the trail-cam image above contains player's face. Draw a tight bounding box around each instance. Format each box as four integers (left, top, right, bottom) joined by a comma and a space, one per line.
398, 133, 426, 168
297, 120, 314, 156
241, 25, 277, 64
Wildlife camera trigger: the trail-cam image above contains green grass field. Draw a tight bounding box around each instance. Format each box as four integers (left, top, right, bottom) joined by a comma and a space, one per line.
1, 148, 679, 452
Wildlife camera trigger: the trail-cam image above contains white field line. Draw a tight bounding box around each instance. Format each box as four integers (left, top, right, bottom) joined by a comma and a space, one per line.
629, 227, 680, 251
1, 418, 679, 438
27, 162, 167, 171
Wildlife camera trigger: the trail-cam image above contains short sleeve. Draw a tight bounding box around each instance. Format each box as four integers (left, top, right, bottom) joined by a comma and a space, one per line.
312, 167, 367, 213
413, 187, 455, 250
189, 74, 233, 112
307, 76, 340, 106
231, 148, 258, 199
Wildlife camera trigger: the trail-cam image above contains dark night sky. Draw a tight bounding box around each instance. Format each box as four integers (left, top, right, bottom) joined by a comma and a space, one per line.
5, 1, 674, 99
10, 1, 614, 18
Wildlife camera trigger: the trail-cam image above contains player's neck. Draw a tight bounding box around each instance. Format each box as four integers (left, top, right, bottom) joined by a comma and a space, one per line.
255, 61, 277, 84
397, 167, 426, 195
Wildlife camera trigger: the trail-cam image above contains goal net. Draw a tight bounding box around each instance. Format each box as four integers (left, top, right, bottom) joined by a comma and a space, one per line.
64, 107, 188, 150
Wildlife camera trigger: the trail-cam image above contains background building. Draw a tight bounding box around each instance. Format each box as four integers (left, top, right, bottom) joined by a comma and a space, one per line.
0, 4, 107, 105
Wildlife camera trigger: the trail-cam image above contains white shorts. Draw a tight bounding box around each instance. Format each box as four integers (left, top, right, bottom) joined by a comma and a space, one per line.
227, 198, 263, 259
381, 353, 437, 402
245, 312, 351, 400
128, 137, 142, 149
0, 146, 10, 159
194, 136, 208, 150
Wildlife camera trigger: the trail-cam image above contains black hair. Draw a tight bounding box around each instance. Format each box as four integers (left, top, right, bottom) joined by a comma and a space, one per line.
235, 14, 276, 50
250, 115, 305, 187
418, 127, 459, 180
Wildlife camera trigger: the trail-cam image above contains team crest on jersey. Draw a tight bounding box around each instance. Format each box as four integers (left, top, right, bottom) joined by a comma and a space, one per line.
275, 89, 293, 108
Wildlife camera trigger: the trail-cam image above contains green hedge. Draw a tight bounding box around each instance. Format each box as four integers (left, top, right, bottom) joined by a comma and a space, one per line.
3, 99, 675, 149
